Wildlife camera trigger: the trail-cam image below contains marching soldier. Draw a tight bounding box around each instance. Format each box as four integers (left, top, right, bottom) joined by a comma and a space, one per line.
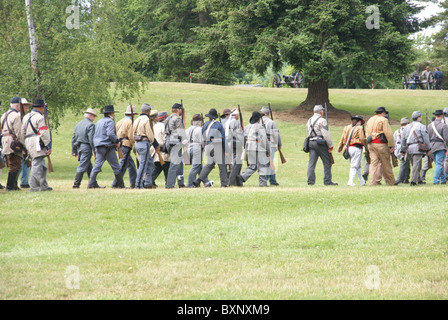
1, 96, 25, 191
235, 111, 269, 187
133, 103, 160, 189
87, 105, 125, 189
427, 110, 448, 184
152, 111, 170, 186
400, 111, 431, 186
260, 106, 282, 186
337, 115, 367, 186
365, 106, 395, 186
21, 99, 53, 192
393, 117, 411, 185
113, 105, 137, 189
165, 103, 187, 189
18, 98, 32, 189
192, 108, 229, 188
221, 108, 231, 127
225, 109, 244, 186
186, 114, 212, 187
305, 105, 338, 186
71, 108, 97, 188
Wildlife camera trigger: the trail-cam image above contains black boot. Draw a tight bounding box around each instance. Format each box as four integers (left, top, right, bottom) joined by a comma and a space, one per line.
73, 172, 84, 189
114, 173, 126, 189
87, 171, 103, 189
13, 171, 21, 190
6, 171, 18, 191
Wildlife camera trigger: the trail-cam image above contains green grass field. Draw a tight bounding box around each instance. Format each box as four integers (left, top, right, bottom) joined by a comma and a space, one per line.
1, 83, 447, 299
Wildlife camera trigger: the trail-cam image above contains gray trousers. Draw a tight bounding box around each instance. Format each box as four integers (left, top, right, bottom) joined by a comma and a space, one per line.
198, 144, 228, 187
186, 145, 209, 187
307, 140, 332, 185
30, 156, 50, 192
135, 141, 155, 188
166, 143, 185, 188
89, 146, 121, 186
113, 146, 137, 187
409, 154, 423, 183
240, 149, 269, 186
228, 144, 243, 186
396, 157, 410, 183
76, 143, 93, 175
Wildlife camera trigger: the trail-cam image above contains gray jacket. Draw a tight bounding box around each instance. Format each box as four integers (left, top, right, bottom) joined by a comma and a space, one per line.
427, 119, 448, 153
400, 121, 431, 155
72, 118, 95, 154
306, 114, 334, 149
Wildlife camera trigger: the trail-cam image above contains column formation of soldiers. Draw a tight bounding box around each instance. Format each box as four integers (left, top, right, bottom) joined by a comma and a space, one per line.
2, 97, 448, 190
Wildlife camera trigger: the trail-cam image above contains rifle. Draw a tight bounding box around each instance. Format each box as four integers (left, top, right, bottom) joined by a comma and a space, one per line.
324, 103, 335, 165
423, 109, 433, 170
43, 97, 54, 173
180, 99, 190, 165
237, 105, 244, 132
267, 103, 286, 164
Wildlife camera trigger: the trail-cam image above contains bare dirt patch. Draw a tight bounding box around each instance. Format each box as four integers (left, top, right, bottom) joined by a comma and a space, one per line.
274, 107, 400, 127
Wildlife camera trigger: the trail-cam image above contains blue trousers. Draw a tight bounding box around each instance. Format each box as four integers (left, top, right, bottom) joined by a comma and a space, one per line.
19, 158, 30, 186
433, 150, 446, 184
90, 145, 121, 177
113, 146, 137, 187
135, 141, 155, 188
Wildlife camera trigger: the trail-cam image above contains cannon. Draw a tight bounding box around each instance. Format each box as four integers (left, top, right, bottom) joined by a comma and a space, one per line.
272, 71, 304, 88
402, 72, 434, 90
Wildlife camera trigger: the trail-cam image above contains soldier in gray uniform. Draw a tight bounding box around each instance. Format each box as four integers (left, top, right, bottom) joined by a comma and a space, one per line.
428, 110, 448, 184
165, 103, 187, 188
186, 114, 211, 187
225, 109, 244, 186
305, 105, 338, 186
260, 106, 282, 186
393, 117, 411, 185
71, 108, 97, 188
235, 111, 269, 187
400, 111, 431, 186
87, 105, 125, 189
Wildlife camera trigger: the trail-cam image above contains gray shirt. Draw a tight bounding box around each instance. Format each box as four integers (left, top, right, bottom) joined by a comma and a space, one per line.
306, 113, 334, 149
72, 117, 95, 154
262, 116, 282, 148
427, 119, 448, 153
400, 121, 431, 155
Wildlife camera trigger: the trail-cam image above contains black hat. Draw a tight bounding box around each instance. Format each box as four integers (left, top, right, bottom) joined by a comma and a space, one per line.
33, 99, 45, 108
206, 108, 219, 120
10, 96, 20, 104
102, 105, 115, 114
375, 106, 386, 114
351, 115, 365, 125
433, 109, 444, 116
249, 111, 263, 124
172, 103, 183, 110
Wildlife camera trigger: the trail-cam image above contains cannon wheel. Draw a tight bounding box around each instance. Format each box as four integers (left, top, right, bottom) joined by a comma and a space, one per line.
271, 73, 282, 88
402, 75, 408, 89
293, 72, 304, 88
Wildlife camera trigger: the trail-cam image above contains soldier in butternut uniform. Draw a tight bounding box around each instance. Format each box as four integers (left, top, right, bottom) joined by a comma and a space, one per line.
21, 99, 52, 192
113, 105, 137, 188
1, 97, 25, 191
365, 106, 395, 186
133, 103, 160, 189
337, 115, 367, 186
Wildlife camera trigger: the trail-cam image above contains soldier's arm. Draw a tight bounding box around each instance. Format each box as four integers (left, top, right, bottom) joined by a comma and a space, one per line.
383, 119, 395, 148
321, 119, 334, 149
37, 116, 51, 149
145, 119, 159, 148
13, 114, 25, 145
337, 127, 346, 153
106, 119, 119, 144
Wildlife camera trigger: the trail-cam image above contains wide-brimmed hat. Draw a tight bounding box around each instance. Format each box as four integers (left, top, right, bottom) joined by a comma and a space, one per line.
150, 109, 158, 117
443, 107, 448, 115
124, 104, 136, 115
433, 109, 444, 116
102, 105, 115, 114
206, 108, 219, 120
375, 106, 387, 113
33, 99, 45, 108
21, 98, 32, 105
249, 111, 263, 124
84, 108, 97, 117
222, 108, 231, 116
400, 117, 409, 125
351, 115, 365, 125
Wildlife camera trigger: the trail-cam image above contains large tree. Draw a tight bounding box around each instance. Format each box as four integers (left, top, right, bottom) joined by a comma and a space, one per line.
0, 0, 145, 127
198, 0, 423, 110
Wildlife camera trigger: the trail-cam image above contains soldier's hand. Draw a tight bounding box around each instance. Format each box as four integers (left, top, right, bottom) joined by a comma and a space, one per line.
116, 143, 121, 149
390, 147, 395, 153
72, 153, 77, 157
45, 149, 52, 156
155, 146, 160, 152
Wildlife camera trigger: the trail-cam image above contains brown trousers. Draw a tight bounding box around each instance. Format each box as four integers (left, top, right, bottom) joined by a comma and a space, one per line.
368, 143, 395, 186
6, 153, 22, 173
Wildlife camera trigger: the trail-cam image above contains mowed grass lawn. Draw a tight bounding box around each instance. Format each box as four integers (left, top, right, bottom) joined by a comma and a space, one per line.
1, 83, 447, 299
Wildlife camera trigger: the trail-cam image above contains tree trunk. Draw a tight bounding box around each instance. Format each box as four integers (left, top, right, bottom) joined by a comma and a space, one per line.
297, 79, 335, 111
25, 0, 40, 97
197, 11, 207, 84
